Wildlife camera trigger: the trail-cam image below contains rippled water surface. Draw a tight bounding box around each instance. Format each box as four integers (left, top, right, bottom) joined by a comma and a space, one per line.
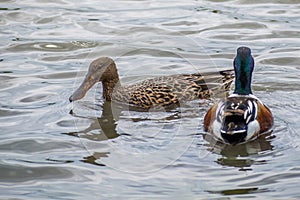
1, 0, 300, 199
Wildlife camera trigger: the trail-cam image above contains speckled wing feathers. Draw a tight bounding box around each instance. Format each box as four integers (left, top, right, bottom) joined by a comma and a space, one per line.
112, 71, 234, 109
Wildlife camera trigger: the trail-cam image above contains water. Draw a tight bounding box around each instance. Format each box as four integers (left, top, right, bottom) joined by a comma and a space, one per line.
1, 0, 300, 199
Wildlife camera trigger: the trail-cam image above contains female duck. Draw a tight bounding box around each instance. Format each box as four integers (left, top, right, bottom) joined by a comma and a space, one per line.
69, 57, 234, 109
204, 47, 273, 144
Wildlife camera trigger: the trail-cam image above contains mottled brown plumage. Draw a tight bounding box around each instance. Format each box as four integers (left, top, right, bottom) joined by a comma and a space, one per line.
69, 57, 234, 109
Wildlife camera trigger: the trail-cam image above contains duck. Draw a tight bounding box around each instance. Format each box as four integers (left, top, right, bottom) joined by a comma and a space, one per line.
204, 47, 274, 145
69, 57, 234, 109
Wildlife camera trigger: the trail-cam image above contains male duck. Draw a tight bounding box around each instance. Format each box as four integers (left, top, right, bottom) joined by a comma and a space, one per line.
69, 57, 234, 109
204, 47, 274, 144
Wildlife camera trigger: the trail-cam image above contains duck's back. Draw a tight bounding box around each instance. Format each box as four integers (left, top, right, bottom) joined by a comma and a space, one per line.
112, 70, 234, 109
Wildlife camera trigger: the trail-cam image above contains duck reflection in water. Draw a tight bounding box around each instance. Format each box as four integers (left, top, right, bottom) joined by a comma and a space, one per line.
69, 101, 119, 141
69, 100, 183, 166
204, 133, 274, 169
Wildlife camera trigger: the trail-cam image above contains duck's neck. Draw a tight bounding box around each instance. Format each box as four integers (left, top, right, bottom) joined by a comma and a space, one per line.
233, 55, 254, 95
234, 71, 252, 95
101, 62, 120, 101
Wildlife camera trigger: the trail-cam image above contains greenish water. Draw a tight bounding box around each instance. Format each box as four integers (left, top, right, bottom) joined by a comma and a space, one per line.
1, 0, 300, 199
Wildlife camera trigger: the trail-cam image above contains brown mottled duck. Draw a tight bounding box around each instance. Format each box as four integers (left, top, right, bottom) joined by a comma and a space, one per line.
69, 57, 234, 109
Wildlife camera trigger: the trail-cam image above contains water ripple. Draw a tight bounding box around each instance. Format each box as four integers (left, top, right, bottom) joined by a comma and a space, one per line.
1, 0, 300, 199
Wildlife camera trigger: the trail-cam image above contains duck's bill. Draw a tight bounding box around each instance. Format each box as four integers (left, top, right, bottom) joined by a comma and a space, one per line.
69, 75, 97, 102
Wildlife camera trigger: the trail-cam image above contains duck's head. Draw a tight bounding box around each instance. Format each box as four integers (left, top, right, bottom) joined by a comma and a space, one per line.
69, 57, 119, 102
233, 46, 254, 95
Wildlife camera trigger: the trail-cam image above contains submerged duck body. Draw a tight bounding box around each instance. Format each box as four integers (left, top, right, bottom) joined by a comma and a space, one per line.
204, 47, 274, 144
69, 57, 234, 109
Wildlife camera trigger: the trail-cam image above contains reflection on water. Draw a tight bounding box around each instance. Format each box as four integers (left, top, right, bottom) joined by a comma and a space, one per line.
204, 133, 274, 169
82, 152, 108, 167
70, 99, 204, 173
1, 0, 300, 199
69, 101, 119, 141
73, 100, 274, 171
207, 187, 269, 196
